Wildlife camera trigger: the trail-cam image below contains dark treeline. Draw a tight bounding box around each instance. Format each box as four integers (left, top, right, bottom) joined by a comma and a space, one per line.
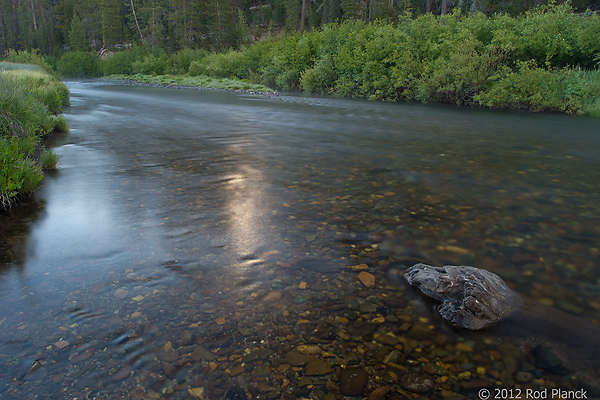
1, 0, 599, 55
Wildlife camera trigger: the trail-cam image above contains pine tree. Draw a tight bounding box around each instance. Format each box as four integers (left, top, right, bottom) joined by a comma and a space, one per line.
69, 12, 88, 51
101, 0, 124, 48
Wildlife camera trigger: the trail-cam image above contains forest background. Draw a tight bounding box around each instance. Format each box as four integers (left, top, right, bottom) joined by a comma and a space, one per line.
2, 0, 600, 55
1, 0, 600, 116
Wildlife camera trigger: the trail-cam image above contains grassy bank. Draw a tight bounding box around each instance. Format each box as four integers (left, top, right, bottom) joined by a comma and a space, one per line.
0, 65, 69, 209
106, 73, 275, 94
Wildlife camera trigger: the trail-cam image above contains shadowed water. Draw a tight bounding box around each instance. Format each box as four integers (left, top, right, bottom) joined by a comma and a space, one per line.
1, 81, 599, 399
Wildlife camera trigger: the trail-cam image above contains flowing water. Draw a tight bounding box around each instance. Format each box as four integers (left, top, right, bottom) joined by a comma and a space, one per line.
1, 81, 599, 399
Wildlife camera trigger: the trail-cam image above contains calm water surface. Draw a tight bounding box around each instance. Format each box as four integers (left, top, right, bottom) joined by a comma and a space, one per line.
1, 81, 599, 399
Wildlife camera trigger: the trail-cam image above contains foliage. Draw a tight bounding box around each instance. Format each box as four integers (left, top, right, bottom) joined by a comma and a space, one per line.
2, 49, 55, 74
0, 67, 69, 208
56, 51, 102, 77
185, 4, 600, 116
107, 73, 274, 93
40, 149, 61, 171
0, 136, 44, 208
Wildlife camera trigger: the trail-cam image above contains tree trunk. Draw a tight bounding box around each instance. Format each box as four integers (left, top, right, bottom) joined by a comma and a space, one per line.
130, 0, 145, 43
425, 0, 433, 13
441, 0, 448, 14
300, 0, 307, 31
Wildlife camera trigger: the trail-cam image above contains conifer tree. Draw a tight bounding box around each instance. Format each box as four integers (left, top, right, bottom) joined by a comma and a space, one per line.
69, 12, 88, 51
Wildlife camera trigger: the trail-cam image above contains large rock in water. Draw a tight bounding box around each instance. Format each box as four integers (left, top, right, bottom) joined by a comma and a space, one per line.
404, 263, 521, 330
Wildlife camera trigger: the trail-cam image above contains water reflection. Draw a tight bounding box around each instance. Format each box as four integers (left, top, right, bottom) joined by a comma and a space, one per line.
1, 81, 599, 399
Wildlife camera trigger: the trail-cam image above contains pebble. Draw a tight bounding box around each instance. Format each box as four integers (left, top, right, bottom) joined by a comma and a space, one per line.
112, 364, 131, 381
400, 374, 434, 393
285, 351, 316, 366
114, 288, 129, 299
304, 359, 331, 376
455, 343, 473, 352
297, 344, 322, 355
339, 367, 369, 396
368, 386, 391, 400
180, 329, 196, 345
516, 371, 533, 383
54, 340, 70, 350
192, 346, 216, 362
357, 271, 375, 288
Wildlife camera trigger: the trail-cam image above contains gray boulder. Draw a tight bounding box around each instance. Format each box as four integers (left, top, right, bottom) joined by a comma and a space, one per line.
404, 263, 521, 330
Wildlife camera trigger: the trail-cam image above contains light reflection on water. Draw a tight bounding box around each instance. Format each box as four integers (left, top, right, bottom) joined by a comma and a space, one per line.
1, 80, 599, 399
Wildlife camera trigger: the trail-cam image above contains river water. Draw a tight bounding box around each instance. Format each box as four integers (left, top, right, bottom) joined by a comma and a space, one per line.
1, 81, 599, 399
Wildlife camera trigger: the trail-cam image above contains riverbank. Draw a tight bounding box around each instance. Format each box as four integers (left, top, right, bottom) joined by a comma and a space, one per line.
105, 73, 278, 95
0, 66, 69, 209
48, 3, 599, 117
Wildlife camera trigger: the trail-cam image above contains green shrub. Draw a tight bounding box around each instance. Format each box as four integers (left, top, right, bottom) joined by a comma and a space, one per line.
168, 48, 209, 75
1, 69, 68, 208
52, 115, 69, 132
102, 46, 157, 75
0, 137, 43, 208
3, 49, 55, 74
40, 149, 61, 170
132, 53, 170, 75
56, 52, 101, 77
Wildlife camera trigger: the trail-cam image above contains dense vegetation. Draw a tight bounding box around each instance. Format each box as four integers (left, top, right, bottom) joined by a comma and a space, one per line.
1, 0, 599, 55
0, 63, 69, 209
19, 3, 596, 116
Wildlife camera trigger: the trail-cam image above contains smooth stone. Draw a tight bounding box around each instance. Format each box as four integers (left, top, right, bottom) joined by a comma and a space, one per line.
347, 321, 378, 337
191, 346, 216, 362
242, 348, 270, 363
22, 363, 47, 382
157, 350, 180, 362
304, 360, 332, 376
163, 363, 177, 379
112, 364, 131, 381
180, 330, 196, 346
339, 367, 368, 396
400, 374, 434, 393
357, 271, 375, 288
285, 351, 316, 366
252, 365, 272, 377
374, 333, 399, 346
368, 386, 391, 400
515, 371, 533, 383
531, 344, 568, 375
297, 345, 322, 355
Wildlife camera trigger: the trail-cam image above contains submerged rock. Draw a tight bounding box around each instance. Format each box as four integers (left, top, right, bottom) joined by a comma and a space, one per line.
405, 263, 521, 330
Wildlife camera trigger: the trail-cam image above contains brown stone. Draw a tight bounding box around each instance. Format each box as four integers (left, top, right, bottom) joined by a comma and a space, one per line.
304, 359, 332, 376
339, 367, 368, 396
357, 271, 375, 288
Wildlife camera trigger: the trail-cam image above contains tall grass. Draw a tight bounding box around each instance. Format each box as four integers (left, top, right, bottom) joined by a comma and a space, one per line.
0, 65, 69, 209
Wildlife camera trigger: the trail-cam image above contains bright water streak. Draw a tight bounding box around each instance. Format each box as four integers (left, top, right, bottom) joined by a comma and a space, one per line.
1, 80, 599, 398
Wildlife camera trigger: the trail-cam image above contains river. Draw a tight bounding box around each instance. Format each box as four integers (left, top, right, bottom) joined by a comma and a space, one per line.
1, 80, 599, 399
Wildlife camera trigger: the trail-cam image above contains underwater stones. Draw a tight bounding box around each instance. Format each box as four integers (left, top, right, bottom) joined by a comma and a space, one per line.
339, 367, 368, 396
400, 374, 434, 393
531, 344, 568, 375
357, 271, 375, 288
285, 351, 316, 366
304, 359, 332, 376
405, 263, 521, 330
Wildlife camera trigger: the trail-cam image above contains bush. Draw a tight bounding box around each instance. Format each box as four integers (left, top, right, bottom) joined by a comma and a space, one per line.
102, 46, 157, 75
0, 68, 69, 208
167, 48, 209, 75
3, 49, 55, 74
40, 149, 61, 170
0, 137, 43, 208
56, 52, 101, 77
